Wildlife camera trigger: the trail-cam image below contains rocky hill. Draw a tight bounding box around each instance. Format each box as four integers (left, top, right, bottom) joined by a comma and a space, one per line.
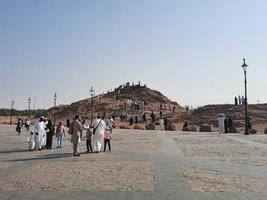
177, 104, 267, 128
46, 83, 184, 121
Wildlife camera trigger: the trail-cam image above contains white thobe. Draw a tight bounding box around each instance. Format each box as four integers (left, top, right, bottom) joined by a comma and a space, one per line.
34, 121, 45, 149
159, 119, 164, 131
218, 117, 225, 134
92, 119, 106, 152
28, 135, 35, 150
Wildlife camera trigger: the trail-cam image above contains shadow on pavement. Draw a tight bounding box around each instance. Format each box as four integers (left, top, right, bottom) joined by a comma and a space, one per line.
3, 152, 74, 162
0, 149, 30, 154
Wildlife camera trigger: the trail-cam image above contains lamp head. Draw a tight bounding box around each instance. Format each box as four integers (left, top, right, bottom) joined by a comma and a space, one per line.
241, 58, 248, 72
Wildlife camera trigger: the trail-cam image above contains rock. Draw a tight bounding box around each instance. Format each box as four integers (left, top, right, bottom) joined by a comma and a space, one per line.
165, 123, 176, 131
119, 125, 130, 129
199, 124, 212, 132
189, 125, 198, 132
133, 125, 145, 130
249, 129, 257, 134
265, 128, 267, 134
183, 125, 197, 132
145, 123, 156, 130
229, 127, 239, 133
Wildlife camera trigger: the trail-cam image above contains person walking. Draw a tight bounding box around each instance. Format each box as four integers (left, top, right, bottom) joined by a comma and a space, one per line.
45, 120, 54, 149
71, 115, 83, 156
16, 118, 23, 135
56, 121, 65, 148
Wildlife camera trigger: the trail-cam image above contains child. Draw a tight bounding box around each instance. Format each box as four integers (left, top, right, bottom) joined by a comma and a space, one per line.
84, 129, 93, 153
104, 127, 112, 152
56, 121, 65, 148
28, 131, 35, 151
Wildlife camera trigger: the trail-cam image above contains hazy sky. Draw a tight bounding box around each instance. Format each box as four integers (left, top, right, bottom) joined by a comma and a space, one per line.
1, 0, 267, 110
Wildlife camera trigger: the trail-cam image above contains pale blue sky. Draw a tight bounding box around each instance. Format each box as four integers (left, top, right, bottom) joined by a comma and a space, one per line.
1, 0, 266, 109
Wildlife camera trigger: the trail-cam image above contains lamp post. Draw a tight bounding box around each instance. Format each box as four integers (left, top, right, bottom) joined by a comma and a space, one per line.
241, 58, 249, 135
28, 97, 31, 119
10, 100, 14, 125
89, 86, 95, 124
54, 92, 57, 127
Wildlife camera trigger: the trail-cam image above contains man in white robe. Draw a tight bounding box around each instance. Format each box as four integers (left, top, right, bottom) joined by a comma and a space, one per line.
92, 115, 106, 153
159, 118, 165, 131
34, 117, 45, 150
218, 114, 225, 134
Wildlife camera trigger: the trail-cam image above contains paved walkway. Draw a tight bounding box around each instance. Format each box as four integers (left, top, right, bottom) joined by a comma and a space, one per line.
0, 125, 267, 200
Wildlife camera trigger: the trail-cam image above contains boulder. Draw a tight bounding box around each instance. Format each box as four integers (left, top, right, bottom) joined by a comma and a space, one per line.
265, 128, 267, 134
199, 124, 212, 132
165, 123, 177, 131
182, 125, 198, 132
145, 123, 156, 130
133, 125, 145, 130
119, 125, 130, 129
249, 129, 257, 134
189, 125, 198, 132
229, 127, 239, 133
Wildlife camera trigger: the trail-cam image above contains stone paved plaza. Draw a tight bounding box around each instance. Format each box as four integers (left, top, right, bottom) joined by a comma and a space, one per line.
0, 124, 267, 200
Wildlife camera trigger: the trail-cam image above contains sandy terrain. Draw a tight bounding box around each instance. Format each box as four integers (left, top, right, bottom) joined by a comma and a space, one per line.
184, 167, 267, 192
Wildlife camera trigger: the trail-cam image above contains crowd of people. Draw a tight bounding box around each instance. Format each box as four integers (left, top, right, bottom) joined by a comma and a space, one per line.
16, 102, 252, 156
234, 95, 246, 106
26, 117, 65, 151
20, 114, 115, 157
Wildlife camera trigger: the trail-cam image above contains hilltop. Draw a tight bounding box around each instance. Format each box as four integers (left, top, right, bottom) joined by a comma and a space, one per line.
46, 82, 184, 121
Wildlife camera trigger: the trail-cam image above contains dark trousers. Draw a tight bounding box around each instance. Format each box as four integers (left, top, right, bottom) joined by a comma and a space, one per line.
86, 139, 92, 152
104, 139, 111, 152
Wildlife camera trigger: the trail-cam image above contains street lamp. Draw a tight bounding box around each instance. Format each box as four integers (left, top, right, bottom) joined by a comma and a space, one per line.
10, 100, 14, 125
241, 58, 249, 135
28, 97, 31, 119
54, 92, 57, 126
89, 86, 95, 124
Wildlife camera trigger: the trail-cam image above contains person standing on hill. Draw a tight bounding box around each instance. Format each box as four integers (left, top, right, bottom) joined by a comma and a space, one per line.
135, 116, 138, 124
159, 118, 164, 131
142, 113, 146, 122
238, 95, 242, 106
150, 111, 156, 123
228, 117, 233, 130
234, 97, 238, 106
160, 111, 163, 119
129, 117, 133, 125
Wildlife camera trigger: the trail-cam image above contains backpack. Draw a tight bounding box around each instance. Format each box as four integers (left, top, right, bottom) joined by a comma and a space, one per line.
68, 121, 74, 135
